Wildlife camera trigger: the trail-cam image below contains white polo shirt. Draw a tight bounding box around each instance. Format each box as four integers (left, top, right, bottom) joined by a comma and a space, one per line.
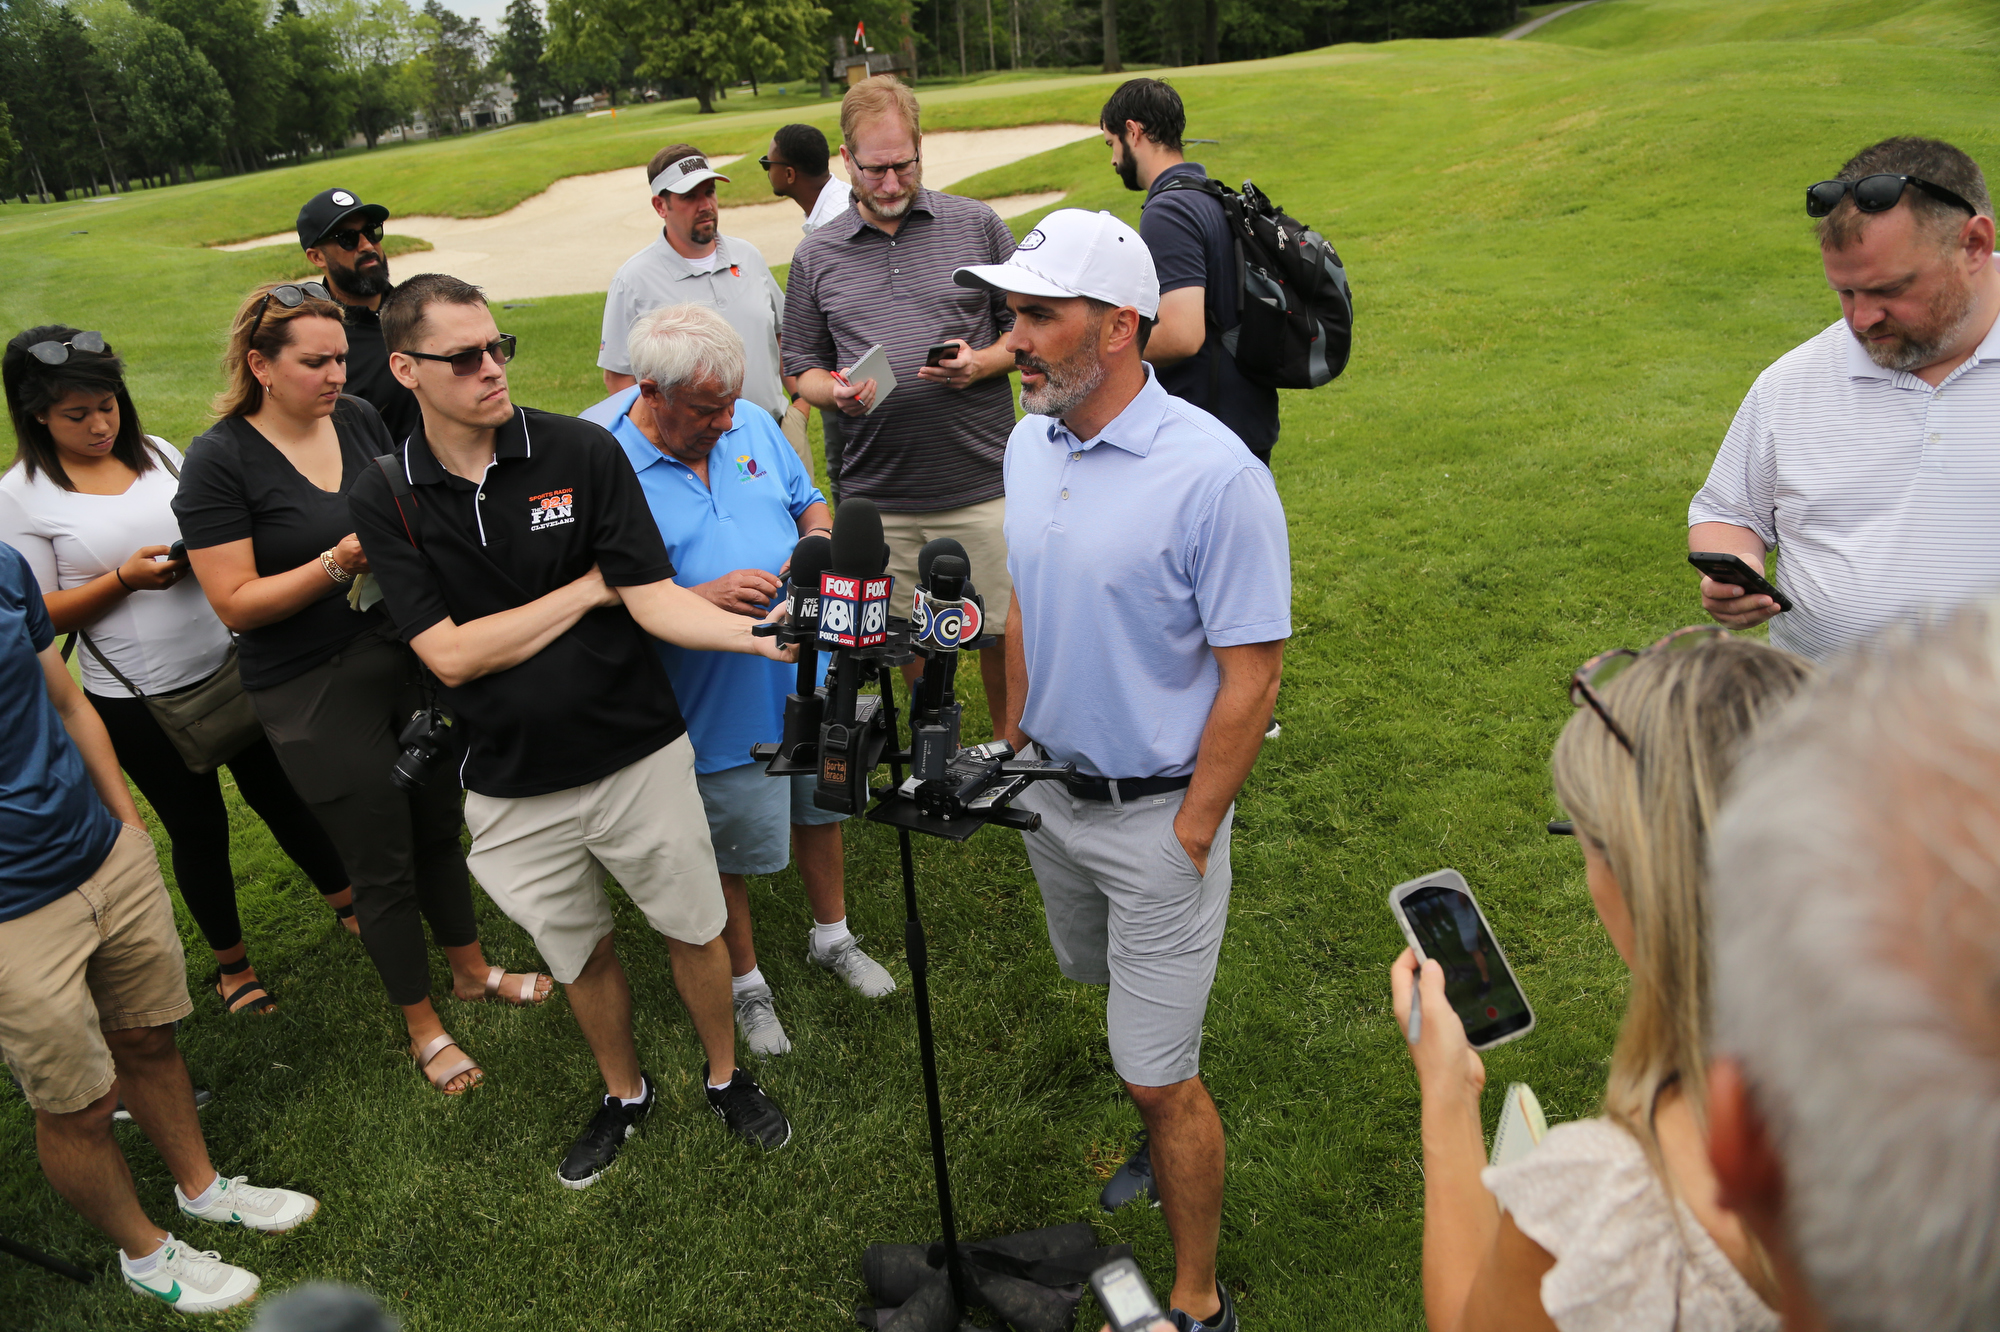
1690, 313, 2000, 661
801, 179, 853, 235
598, 233, 788, 420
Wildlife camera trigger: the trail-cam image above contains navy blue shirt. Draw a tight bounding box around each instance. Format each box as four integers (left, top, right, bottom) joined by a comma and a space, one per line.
1142, 163, 1280, 458
0, 542, 121, 922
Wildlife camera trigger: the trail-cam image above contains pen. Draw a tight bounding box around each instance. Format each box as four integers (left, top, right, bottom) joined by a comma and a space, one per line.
1408, 983, 1422, 1045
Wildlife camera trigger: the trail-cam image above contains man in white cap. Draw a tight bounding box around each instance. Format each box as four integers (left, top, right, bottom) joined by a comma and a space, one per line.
956, 209, 1289, 1332
600, 145, 791, 431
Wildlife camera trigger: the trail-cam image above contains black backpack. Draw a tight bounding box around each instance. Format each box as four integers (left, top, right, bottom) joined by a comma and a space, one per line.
1152, 176, 1354, 392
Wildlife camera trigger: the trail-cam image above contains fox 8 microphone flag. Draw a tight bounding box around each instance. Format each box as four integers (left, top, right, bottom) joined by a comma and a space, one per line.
911, 587, 983, 650
819, 572, 892, 649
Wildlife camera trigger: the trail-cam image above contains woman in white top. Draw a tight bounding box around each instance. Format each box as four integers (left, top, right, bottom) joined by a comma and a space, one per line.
0, 325, 354, 1016
1392, 628, 1808, 1332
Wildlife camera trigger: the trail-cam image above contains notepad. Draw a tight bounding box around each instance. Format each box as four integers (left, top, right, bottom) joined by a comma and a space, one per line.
838, 343, 898, 416
1489, 1082, 1549, 1167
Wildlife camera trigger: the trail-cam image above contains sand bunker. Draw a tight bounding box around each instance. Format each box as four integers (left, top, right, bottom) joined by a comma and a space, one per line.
217, 124, 1095, 300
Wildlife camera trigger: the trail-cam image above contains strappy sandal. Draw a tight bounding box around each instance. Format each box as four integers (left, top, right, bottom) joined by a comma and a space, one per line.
413, 1033, 482, 1095
332, 902, 359, 935
214, 963, 276, 1016
479, 965, 551, 1006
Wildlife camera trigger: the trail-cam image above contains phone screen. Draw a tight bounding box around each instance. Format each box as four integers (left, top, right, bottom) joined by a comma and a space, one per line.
1400, 884, 1533, 1046
1097, 1266, 1160, 1326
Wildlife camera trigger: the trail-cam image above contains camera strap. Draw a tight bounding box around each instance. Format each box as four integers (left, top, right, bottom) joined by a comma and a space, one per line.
372, 451, 423, 550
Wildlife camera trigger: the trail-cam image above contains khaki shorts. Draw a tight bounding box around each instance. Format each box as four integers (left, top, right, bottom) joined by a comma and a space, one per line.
464, 735, 726, 983
879, 496, 1012, 634
0, 826, 192, 1114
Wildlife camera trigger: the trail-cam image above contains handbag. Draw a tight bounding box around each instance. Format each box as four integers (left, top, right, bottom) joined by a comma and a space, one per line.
75, 632, 263, 775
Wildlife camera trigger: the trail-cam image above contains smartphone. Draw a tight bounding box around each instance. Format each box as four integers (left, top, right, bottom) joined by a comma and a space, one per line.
1388, 869, 1536, 1050
1687, 551, 1791, 613
925, 341, 963, 368
167, 539, 187, 563
1090, 1257, 1166, 1332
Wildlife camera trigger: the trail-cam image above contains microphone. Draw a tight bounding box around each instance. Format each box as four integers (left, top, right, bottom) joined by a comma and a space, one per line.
758, 534, 832, 769
910, 551, 970, 782
815, 500, 894, 814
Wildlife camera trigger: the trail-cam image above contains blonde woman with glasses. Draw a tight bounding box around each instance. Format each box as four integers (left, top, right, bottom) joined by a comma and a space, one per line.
1393, 628, 1808, 1332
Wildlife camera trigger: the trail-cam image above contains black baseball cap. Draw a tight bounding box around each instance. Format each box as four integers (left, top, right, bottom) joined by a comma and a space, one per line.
296, 188, 391, 250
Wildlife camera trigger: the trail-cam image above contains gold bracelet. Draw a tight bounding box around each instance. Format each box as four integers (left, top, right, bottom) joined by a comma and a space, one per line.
320, 550, 353, 584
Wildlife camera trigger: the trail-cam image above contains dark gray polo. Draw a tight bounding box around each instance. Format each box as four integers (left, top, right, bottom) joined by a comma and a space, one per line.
780, 188, 1017, 512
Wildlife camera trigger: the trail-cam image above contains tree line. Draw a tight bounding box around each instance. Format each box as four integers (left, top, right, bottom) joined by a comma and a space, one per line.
0, 0, 1519, 205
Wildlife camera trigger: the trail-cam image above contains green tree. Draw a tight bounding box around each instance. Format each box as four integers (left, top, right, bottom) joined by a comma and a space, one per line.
549, 0, 827, 114
313, 0, 424, 149
151, 0, 293, 172
118, 18, 232, 181
416, 0, 490, 134
0, 102, 15, 189
273, 1, 358, 158
494, 0, 549, 121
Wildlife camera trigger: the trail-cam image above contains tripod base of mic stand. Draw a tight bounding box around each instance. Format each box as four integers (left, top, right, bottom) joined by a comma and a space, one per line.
855, 1222, 1134, 1332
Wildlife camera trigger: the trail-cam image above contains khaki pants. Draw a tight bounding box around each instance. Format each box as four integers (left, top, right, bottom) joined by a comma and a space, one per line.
879, 496, 1012, 633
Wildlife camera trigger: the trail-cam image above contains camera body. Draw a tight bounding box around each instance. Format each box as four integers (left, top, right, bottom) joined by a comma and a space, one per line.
391, 706, 453, 792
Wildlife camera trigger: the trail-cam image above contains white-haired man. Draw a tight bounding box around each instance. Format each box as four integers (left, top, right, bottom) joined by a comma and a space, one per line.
1708, 598, 2000, 1332
956, 209, 1290, 1331
1691, 136, 2000, 660
581, 305, 895, 1060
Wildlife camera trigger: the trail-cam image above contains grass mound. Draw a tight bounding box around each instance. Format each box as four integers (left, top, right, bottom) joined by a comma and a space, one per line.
3, 3, 1996, 1327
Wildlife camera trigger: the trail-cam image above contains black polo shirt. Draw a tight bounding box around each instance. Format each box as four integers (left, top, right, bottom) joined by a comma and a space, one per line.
336, 297, 422, 444
346, 406, 686, 798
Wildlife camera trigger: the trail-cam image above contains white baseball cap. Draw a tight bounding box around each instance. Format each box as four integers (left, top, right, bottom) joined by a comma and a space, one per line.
651, 153, 731, 196
953, 209, 1160, 319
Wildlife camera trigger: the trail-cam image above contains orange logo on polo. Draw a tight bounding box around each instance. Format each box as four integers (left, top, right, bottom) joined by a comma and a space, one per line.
529, 488, 575, 531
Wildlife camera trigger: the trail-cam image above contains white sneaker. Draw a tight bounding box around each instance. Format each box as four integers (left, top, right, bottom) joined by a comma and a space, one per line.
809, 933, 897, 998
733, 983, 793, 1056
121, 1236, 259, 1314
177, 1174, 319, 1233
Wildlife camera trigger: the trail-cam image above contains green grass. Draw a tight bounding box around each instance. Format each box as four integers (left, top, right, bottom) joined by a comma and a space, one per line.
4, 3, 1998, 1327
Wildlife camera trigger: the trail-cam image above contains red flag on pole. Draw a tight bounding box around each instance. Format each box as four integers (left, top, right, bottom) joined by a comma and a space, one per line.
854, 19, 867, 48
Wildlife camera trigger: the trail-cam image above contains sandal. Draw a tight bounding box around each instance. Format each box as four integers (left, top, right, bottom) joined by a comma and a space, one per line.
213, 964, 276, 1016
413, 1033, 482, 1095
479, 965, 551, 1006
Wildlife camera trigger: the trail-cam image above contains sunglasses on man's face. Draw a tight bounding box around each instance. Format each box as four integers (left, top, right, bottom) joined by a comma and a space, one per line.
404, 334, 517, 377
247, 282, 331, 341
1568, 625, 1728, 755
758, 156, 789, 171
318, 223, 384, 252
26, 330, 108, 365
1806, 173, 1978, 219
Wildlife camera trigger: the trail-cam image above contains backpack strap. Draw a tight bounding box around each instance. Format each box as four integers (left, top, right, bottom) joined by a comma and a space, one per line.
1149, 175, 1246, 410
372, 452, 423, 550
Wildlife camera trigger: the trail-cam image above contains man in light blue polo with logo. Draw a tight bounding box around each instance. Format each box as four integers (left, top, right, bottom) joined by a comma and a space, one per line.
582, 304, 896, 1058
957, 210, 1288, 1332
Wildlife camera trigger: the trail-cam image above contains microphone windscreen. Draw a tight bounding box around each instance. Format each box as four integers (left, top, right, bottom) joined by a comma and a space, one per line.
830, 498, 885, 578
789, 534, 834, 589
917, 537, 970, 590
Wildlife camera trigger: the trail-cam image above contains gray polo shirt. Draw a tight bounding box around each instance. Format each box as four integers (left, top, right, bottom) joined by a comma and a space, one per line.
781, 188, 1017, 512
598, 233, 787, 420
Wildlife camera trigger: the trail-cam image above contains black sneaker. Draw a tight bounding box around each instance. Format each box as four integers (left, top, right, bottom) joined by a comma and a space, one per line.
556, 1075, 656, 1190
1099, 1132, 1157, 1211
703, 1062, 792, 1149
1169, 1280, 1238, 1331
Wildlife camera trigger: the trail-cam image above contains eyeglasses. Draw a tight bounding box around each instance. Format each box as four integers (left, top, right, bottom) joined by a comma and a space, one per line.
26, 330, 107, 365
1806, 174, 1978, 219
246, 282, 331, 342
758, 156, 789, 171
1569, 625, 1728, 755
851, 156, 919, 181
403, 335, 517, 377
318, 223, 384, 251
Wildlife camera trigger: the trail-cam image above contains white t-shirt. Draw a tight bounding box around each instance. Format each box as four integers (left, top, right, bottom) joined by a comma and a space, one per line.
1689, 314, 2000, 661
0, 438, 231, 697
802, 179, 854, 234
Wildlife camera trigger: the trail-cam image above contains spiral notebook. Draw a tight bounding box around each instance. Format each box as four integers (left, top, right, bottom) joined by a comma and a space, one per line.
1489, 1082, 1549, 1167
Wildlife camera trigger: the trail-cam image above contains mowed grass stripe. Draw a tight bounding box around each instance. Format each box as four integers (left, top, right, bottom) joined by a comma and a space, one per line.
4, 5, 1998, 1326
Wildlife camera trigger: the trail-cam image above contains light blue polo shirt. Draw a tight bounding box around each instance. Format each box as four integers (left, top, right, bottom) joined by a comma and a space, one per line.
581, 387, 824, 773
1003, 367, 1290, 779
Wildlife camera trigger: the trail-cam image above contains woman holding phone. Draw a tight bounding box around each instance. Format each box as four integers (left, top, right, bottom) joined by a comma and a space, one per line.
1393, 629, 1809, 1332
175, 282, 548, 1095
0, 325, 353, 1015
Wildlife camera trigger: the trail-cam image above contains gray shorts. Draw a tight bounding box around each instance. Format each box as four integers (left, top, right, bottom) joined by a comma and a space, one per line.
1014, 779, 1232, 1088
695, 762, 847, 877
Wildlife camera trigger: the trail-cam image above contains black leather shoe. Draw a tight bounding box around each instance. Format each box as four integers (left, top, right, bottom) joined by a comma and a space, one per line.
1170, 1281, 1238, 1331
1099, 1132, 1158, 1211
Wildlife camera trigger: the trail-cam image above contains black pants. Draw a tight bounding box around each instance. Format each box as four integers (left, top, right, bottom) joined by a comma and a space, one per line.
247, 631, 477, 1006
90, 691, 349, 955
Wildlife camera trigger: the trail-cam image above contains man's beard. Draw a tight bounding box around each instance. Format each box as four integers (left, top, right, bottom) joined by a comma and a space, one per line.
1112, 136, 1142, 192
689, 216, 718, 246
856, 163, 923, 224
1018, 342, 1107, 419
334, 252, 392, 299
1853, 263, 1978, 372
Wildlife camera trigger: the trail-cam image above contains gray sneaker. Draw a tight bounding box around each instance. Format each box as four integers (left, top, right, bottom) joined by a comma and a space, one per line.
733, 983, 792, 1056
809, 933, 897, 998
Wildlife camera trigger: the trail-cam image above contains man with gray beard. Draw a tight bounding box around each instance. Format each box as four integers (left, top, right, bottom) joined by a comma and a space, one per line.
957, 208, 1289, 1332
1689, 136, 2000, 661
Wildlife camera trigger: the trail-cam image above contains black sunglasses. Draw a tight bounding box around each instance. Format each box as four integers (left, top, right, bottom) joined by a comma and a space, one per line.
317, 223, 384, 251
404, 334, 517, 377
758, 156, 789, 171
1806, 173, 1978, 219
1569, 625, 1728, 755
246, 282, 331, 342
26, 330, 108, 365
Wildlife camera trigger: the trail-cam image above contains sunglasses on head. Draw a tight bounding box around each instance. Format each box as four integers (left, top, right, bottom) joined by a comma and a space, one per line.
1569, 625, 1728, 756
317, 223, 384, 252
1806, 173, 1978, 219
403, 334, 517, 377
246, 282, 330, 342
26, 330, 108, 366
